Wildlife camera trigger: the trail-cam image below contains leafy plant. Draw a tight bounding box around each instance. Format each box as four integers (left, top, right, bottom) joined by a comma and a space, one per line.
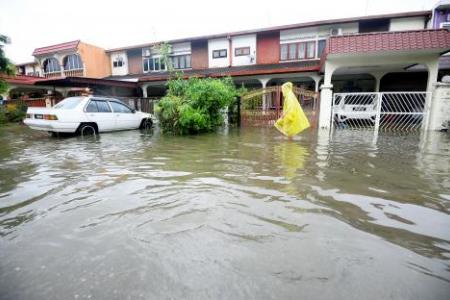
0, 102, 27, 124
156, 76, 242, 135
0, 34, 15, 95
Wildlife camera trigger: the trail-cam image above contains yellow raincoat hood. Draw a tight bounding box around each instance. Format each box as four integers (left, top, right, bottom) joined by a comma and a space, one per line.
274, 82, 310, 137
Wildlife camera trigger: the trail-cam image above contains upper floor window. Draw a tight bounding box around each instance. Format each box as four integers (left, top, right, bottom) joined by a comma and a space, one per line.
280, 41, 316, 61
317, 40, 327, 57
359, 19, 390, 33
63, 54, 83, 70
235, 47, 250, 56
212, 49, 227, 59
171, 55, 191, 69
113, 56, 125, 68
43, 57, 60, 73
143, 57, 166, 72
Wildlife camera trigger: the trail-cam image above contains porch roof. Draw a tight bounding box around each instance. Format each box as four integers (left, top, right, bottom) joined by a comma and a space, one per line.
1, 74, 48, 86
137, 61, 320, 82
324, 29, 450, 57
34, 76, 138, 88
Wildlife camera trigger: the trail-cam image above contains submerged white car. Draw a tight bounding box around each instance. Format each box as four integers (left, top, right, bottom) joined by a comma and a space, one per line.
333, 95, 377, 123
24, 96, 153, 135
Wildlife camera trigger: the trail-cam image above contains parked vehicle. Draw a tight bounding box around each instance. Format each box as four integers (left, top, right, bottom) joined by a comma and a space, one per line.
333, 94, 377, 123
24, 96, 153, 135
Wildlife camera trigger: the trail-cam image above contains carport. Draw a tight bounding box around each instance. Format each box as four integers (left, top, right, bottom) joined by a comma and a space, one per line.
319, 29, 450, 131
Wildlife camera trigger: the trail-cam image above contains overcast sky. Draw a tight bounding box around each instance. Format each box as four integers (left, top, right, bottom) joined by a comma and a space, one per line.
0, 0, 436, 63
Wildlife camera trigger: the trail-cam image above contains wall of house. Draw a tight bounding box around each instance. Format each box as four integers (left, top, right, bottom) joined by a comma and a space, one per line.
280, 23, 358, 43
25, 64, 40, 76
191, 40, 208, 69
208, 38, 229, 68
77, 42, 111, 78
172, 42, 191, 55
110, 51, 129, 76
390, 17, 426, 31
231, 34, 256, 66
127, 49, 143, 74
256, 32, 280, 64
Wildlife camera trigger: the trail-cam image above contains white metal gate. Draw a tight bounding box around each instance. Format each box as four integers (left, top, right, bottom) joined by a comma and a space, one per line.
332, 92, 429, 132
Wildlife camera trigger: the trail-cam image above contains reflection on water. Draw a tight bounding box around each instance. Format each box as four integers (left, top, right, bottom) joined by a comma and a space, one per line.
0, 125, 449, 300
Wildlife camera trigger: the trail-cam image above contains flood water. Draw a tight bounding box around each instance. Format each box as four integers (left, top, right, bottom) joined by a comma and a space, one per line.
0, 124, 449, 300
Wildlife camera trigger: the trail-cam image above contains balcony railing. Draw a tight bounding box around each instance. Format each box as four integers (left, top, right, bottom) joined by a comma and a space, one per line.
44, 71, 63, 78
63, 68, 84, 77
43, 68, 84, 78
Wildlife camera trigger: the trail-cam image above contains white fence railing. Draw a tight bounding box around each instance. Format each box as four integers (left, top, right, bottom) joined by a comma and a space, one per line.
332, 92, 429, 132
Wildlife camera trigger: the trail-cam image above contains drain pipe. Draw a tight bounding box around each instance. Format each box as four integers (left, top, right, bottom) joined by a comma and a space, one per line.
228, 35, 232, 67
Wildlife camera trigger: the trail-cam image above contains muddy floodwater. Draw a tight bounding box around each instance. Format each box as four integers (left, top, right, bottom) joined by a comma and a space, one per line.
0, 124, 449, 300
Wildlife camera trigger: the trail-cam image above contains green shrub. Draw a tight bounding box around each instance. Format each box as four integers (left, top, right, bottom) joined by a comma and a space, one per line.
156, 76, 242, 135
0, 102, 27, 125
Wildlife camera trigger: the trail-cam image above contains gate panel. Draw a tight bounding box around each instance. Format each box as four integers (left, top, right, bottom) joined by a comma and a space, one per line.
379, 93, 426, 131
240, 86, 318, 127
332, 92, 429, 132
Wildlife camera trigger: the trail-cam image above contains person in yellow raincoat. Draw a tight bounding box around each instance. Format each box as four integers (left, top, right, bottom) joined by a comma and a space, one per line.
274, 82, 310, 138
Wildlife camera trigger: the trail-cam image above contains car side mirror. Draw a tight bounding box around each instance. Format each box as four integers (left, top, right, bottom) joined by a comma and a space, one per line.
132, 109, 136, 113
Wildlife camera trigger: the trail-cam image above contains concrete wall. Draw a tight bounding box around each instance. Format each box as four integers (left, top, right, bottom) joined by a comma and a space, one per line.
390, 17, 426, 31
256, 32, 280, 64
110, 51, 129, 76
77, 42, 111, 78
208, 38, 229, 68
231, 34, 256, 66
280, 22, 358, 42
172, 42, 191, 55
191, 40, 208, 69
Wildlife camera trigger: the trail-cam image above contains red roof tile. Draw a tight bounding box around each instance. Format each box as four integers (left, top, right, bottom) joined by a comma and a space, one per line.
1, 74, 47, 85
326, 29, 450, 56
32, 40, 80, 56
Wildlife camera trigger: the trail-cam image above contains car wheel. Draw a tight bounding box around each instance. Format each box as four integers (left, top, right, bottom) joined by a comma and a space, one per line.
78, 123, 97, 136
140, 118, 153, 130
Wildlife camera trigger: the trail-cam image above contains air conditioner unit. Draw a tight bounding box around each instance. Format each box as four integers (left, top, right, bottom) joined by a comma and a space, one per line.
440, 22, 450, 30
143, 49, 151, 57
330, 28, 343, 36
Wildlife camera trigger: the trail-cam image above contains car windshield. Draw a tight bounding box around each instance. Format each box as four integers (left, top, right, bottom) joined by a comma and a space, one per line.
53, 97, 84, 109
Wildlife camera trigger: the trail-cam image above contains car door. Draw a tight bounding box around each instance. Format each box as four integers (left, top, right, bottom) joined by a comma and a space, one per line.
108, 100, 141, 130
85, 99, 115, 132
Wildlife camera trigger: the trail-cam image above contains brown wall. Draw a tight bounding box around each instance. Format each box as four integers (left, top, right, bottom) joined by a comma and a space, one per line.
191, 40, 208, 69
127, 49, 143, 74
256, 32, 280, 65
77, 42, 111, 78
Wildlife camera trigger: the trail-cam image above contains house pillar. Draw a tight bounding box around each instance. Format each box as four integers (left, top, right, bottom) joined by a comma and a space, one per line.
423, 58, 440, 131
310, 75, 322, 93
319, 62, 337, 128
371, 72, 387, 92
258, 77, 271, 110
141, 84, 148, 98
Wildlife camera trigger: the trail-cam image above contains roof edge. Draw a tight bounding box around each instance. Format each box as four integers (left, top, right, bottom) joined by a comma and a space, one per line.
106, 10, 431, 53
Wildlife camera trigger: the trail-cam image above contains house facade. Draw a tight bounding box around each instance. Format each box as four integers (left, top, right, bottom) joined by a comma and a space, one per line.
103, 10, 436, 95
28, 40, 111, 79
8, 1, 450, 129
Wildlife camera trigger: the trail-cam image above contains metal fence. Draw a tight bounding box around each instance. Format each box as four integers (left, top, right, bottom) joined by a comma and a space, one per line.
240, 86, 319, 127
116, 97, 160, 114
332, 92, 429, 132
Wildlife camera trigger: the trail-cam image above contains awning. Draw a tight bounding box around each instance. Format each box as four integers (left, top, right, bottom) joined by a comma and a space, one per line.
34, 76, 138, 89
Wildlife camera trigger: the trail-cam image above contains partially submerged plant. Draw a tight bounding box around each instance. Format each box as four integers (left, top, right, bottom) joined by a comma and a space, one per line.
156, 76, 242, 135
